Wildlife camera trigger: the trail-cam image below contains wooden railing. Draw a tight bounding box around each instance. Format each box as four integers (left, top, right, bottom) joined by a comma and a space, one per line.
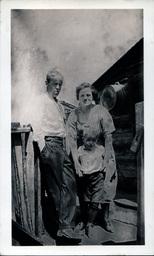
11, 126, 43, 243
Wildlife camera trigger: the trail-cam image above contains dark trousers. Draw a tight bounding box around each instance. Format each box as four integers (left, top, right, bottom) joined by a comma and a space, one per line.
76, 176, 87, 223
40, 137, 77, 230
76, 176, 99, 224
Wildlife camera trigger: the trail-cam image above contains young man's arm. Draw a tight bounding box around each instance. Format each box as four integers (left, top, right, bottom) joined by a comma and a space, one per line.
32, 97, 45, 152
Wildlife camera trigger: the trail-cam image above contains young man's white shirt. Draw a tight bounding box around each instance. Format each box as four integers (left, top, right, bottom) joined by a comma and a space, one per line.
32, 93, 66, 151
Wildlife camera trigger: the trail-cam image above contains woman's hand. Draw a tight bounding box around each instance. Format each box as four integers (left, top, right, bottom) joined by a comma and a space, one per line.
74, 160, 83, 177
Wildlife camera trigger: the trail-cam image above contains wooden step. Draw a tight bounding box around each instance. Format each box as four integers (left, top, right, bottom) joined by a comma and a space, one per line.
111, 199, 137, 227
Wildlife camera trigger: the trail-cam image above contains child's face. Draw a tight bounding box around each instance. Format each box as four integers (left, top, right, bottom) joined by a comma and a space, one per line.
83, 136, 97, 150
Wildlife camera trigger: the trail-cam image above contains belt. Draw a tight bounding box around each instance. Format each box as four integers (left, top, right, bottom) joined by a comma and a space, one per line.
45, 136, 66, 142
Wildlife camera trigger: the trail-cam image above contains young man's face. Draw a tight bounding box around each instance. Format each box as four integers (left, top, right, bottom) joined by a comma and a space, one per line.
84, 136, 97, 150
47, 77, 63, 98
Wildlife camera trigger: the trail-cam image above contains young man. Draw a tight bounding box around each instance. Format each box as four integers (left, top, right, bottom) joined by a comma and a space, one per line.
32, 69, 82, 241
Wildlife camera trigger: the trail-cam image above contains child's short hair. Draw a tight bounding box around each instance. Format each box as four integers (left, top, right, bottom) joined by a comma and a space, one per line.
83, 127, 98, 140
46, 69, 63, 83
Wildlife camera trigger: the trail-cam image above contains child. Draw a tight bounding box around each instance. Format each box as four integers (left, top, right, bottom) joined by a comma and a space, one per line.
77, 128, 106, 238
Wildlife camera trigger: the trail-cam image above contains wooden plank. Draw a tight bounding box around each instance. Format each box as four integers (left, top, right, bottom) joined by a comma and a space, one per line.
135, 102, 144, 245
33, 142, 43, 237
12, 144, 24, 226
117, 161, 136, 172
12, 133, 29, 230
137, 141, 144, 244
113, 132, 134, 148
114, 198, 137, 210
12, 220, 44, 246
21, 132, 33, 233
113, 114, 133, 129
115, 149, 136, 161
26, 132, 35, 235
11, 127, 31, 133
114, 128, 133, 134
117, 169, 137, 178
12, 130, 44, 239
130, 126, 144, 153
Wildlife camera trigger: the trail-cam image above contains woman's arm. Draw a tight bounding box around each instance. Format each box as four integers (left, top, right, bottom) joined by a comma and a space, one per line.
104, 133, 113, 168
99, 105, 115, 168
70, 138, 83, 177
67, 111, 83, 177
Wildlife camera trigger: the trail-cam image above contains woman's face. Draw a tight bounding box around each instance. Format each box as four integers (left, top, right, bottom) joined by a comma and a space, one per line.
78, 87, 93, 107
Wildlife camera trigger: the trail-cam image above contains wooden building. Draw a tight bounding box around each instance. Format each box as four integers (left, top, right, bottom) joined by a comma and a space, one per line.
60, 100, 76, 120
93, 37, 143, 195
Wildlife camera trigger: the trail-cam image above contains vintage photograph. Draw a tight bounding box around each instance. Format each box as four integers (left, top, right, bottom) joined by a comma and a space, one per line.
1, 0, 154, 255
11, 8, 144, 247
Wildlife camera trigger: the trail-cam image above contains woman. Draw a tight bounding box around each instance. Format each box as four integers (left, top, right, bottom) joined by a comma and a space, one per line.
67, 82, 117, 233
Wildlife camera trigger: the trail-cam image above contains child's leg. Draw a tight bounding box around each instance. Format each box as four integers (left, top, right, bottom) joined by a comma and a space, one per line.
86, 202, 99, 238
79, 199, 89, 224
87, 202, 99, 225
76, 176, 88, 224
75, 201, 88, 231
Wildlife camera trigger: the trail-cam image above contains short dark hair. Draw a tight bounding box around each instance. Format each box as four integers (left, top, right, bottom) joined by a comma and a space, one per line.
76, 82, 99, 102
83, 127, 98, 140
46, 69, 63, 84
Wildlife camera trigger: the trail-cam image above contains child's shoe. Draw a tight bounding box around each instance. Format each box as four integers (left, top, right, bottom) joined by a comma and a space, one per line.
85, 223, 95, 239
75, 222, 86, 231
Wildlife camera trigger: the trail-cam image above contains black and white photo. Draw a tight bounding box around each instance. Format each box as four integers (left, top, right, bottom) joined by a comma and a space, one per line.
0, 0, 154, 255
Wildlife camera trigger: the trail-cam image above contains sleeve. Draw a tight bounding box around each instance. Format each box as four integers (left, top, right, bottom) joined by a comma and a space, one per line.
99, 105, 115, 136
100, 145, 105, 157
77, 146, 82, 163
66, 109, 78, 141
31, 96, 45, 150
77, 146, 82, 155
58, 101, 67, 124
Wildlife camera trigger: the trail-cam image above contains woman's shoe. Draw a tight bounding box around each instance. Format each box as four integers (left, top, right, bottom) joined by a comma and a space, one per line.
85, 223, 95, 239
104, 219, 114, 233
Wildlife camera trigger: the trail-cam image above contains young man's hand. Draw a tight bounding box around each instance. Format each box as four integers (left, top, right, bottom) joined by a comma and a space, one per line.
39, 141, 45, 152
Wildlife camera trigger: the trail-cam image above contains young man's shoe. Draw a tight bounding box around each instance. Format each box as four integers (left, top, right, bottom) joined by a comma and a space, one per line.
57, 228, 83, 240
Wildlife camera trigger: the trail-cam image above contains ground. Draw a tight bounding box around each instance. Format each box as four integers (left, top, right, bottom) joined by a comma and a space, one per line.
12, 187, 138, 246
40, 187, 137, 246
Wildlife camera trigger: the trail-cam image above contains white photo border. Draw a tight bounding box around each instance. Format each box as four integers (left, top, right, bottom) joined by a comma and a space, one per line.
1, 0, 154, 255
